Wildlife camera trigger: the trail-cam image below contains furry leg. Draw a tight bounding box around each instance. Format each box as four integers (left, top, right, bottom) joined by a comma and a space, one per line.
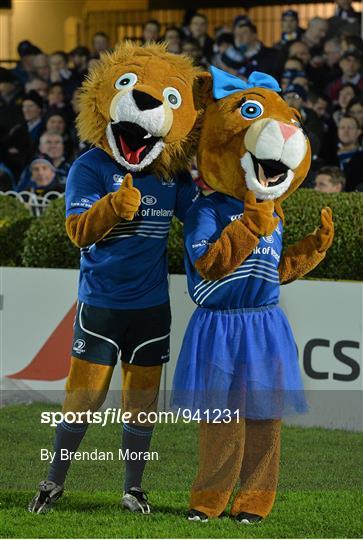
63, 357, 114, 413
49, 357, 114, 485
190, 419, 245, 518
230, 419, 281, 518
121, 363, 162, 490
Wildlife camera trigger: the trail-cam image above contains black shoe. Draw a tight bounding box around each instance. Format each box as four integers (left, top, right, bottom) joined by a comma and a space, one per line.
235, 511, 263, 524
28, 480, 64, 514
187, 509, 209, 522
121, 487, 151, 514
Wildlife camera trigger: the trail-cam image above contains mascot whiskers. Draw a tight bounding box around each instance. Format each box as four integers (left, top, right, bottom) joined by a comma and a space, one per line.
171, 66, 334, 524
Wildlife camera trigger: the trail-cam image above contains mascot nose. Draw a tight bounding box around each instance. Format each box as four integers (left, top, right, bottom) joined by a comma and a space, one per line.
278, 122, 298, 141
132, 89, 162, 111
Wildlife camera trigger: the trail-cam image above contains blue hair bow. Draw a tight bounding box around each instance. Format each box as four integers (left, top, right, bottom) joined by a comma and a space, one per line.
210, 65, 281, 100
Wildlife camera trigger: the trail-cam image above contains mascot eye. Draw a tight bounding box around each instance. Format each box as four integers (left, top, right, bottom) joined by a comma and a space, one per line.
240, 100, 264, 120
114, 72, 138, 90
163, 87, 182, 109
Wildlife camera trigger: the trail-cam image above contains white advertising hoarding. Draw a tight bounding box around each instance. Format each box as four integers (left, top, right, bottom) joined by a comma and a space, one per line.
0, 268, 361, 430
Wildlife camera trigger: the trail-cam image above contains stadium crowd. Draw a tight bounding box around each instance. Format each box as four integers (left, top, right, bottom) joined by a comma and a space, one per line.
0, 0, 362, 199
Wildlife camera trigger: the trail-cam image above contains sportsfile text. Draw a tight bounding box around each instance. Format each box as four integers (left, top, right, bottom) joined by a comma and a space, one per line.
40, 408, 242, 427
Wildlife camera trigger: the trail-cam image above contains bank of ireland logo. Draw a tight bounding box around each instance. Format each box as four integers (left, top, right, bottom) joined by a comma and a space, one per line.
142, 195, 157, 206
73, 339, 86, 354
263, 235, 274, 244
113, 174, 124, 185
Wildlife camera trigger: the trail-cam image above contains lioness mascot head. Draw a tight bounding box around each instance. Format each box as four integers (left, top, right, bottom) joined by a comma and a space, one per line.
198, 67, 311, 204
77, 42, 211, 179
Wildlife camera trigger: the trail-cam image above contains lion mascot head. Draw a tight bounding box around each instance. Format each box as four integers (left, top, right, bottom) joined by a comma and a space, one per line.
198, 66, 311, 204
77, 42, 211, 179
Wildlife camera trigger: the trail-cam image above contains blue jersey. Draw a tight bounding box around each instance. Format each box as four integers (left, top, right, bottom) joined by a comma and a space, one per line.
184, 192, 282, 309
65, 148, 199, 309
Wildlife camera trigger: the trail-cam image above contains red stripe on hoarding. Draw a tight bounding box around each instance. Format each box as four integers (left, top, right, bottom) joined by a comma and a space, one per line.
7, 303, 76, 381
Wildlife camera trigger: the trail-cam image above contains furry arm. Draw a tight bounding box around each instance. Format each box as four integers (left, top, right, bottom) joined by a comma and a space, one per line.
279, 207, 334, 284
195, 191, 279, 280
66, 174, 140, 248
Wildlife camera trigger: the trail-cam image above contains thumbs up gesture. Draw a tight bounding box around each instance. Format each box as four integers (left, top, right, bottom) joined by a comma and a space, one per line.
111, 173, 141, 221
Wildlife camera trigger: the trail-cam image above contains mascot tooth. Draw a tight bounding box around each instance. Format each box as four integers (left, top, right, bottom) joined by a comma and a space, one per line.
171, 66, 334, 524
28, 42, 211, 515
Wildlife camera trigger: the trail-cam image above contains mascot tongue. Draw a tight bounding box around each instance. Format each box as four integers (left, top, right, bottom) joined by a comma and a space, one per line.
119, 136, 146, 165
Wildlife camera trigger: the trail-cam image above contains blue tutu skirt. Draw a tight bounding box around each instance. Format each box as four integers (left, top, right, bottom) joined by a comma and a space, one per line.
170, 304, 307, 420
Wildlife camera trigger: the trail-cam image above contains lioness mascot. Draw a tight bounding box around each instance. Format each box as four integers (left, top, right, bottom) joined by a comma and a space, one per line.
29, 43, 210, 514
171, 67, 334, 523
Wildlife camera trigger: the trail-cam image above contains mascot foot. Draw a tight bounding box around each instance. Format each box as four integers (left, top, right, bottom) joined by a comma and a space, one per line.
187, 509, 209, 522
28, 480, 64, 514
121, 487, 150, 514
235, 511, 263, 524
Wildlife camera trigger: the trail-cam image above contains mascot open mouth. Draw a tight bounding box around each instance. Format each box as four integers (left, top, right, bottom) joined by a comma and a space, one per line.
250, 155, 289, 188
241, 152, 295, 200
106, 121, 165, 171
110, 121, 162, 166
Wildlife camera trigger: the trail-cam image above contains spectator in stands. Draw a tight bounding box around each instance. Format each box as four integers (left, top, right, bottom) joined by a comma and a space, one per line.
163, 27, 183, 54
288, 41, 311, 67
275, 10, 304, 50
347, 97, 363, 130
232, 20, 282, 78
69, 87, 90, 157
327, 0, 362, 39
340, 34, 363, 55
17, 131, 70, 190
69, 46, 90, 87
336, 115, 362, 170
45, 112, 66, 134
49, 51, 72, 83
280, 57, 306, 90
188, 13, 214, 62
333, 114, 363, 190
0, 68, 24, 134
33, 54, 50, 82
215, 45, 245, 76
283, 83, 323, 157
25, 76, 49, 100
25, 157, 64, 196
213, 32, 234, 57
44, 109, 73, 158
302, 17, 328, 57
233, 14, 251, 48
327, 50, 363, 102
142, 20, 161, 44
38, 132, 71, 184
12, 40, 41, 85
314, 166, 346, 192
21, 91, 44, 145
306, 91, 338, 165
92, 32, 110, 55
0, 149, 15, 191
307, 91, 330, 119
310, 38, 343, 90
182, 38, 207, 68
47, 82, 66, 108
332, 83, 360, 125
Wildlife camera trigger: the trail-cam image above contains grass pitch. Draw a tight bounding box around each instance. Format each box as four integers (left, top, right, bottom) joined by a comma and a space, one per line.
0, 403, 362, 538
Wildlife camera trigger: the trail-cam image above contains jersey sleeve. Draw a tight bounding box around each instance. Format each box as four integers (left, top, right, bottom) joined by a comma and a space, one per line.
174, 172, 200, 222
65, 157, 106, 217
184, 199, 220, 265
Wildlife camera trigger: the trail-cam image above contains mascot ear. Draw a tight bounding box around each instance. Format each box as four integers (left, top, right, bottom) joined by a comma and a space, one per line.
193, 71, 213, 110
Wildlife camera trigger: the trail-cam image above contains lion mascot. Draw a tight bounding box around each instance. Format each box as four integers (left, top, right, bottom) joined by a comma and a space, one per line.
29, 43, 210, 514
171, 66, 334, 524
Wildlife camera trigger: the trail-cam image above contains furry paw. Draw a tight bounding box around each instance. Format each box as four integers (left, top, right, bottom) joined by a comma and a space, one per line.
315, 207, 334, 253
